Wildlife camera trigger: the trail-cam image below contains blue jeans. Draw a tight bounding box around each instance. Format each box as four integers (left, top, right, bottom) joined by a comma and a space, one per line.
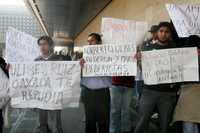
110, 85, 133, 133
183, 122, 199, 133
135, 80, 144, 99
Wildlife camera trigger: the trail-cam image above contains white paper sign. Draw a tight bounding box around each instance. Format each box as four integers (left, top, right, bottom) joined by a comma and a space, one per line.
6, 27, 39, 62
83, 44, 137, 77
0, 68, 9, 108
9, 61, 81, 110
142, 47, 199, 85
101, 17, 148, 45
166, 4, 200, 37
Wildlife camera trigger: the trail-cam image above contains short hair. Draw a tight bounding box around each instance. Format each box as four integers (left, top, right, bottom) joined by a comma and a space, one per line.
158, 22, 172, 32
37, 36, 54, 53
37, 36, 54, 47
88, 33, 102, 44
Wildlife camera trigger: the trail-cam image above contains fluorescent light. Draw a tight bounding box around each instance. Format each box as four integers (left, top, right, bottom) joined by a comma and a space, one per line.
0, 0, 25, 6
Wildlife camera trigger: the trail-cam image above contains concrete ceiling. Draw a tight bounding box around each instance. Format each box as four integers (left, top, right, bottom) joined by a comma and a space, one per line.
28, 0, 112, 45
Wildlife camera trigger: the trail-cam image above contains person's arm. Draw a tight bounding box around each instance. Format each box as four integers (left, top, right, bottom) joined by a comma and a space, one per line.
79, 58, 85, 68
136, 45, 143, 71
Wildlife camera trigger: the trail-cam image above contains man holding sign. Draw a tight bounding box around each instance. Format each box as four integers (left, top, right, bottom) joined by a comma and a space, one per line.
34, 36, 66, 133
80, 33, 111, 133
135, 22, 180, 133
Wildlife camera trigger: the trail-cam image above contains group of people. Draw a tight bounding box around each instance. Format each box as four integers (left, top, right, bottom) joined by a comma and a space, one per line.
0, 21, 199, 133
79, 21, 200, 133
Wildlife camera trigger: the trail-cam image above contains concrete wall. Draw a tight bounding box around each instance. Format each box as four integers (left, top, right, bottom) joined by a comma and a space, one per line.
74, 0, 200, 46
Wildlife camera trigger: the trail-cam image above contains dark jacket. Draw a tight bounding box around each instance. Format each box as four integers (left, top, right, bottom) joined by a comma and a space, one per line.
0, 57, 9, 77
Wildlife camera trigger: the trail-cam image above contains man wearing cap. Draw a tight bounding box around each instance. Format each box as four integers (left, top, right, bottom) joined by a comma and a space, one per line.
134, 22, 180, 133
136, 25, 159, 99
148, 25, 158, 44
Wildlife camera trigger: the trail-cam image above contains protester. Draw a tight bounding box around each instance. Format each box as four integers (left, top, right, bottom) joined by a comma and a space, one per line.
136, 25, 158, 99
173, 35, 200, 133
0, 57, 9, 133
80, 33, 111, 133
110, 76, 135, 133
134, 22, 180, 133
34, 36, 68, 133
148, 25, 159, 44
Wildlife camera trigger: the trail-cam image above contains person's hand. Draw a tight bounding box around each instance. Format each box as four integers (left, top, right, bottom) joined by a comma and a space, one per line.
134, 51, 142, 61
6, 64, 10, 70
80, 58, 85, 68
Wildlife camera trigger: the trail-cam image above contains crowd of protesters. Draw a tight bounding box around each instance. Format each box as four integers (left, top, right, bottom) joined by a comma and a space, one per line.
0, 21, 200, 133
78, 21, 200, 133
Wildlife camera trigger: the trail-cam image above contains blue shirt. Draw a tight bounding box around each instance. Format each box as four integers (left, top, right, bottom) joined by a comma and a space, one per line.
81, 77, 112, 90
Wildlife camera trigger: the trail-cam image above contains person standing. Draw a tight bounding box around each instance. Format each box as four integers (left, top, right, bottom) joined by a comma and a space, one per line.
34, 36, 68, 133
134, 22, 180, 133
0, 57, 9, 133
173, 35, 200, 133
80, 33, 111, 133
136, 25, 158, 99
110, 76, 135, 133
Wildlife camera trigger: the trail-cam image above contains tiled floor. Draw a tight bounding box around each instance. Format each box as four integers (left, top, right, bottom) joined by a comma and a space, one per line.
4, 105, 85, 133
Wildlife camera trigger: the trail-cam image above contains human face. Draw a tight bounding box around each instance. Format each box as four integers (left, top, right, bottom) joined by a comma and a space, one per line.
87, 36, 98, 45
38, 39, 50, 56
157, 27, 171, 43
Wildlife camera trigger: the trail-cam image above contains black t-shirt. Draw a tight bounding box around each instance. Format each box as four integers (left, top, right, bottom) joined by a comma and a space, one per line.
141, 40, 180, 93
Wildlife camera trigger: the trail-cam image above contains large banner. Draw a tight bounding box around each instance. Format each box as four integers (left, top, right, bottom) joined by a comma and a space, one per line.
166, 4, 200, 37
142, 47, 199, 85
9, 61, 81, 110
0, 68, 9, 108
6, 27, 39, 62
101, 17, 148, 45
83, 44, 137, 77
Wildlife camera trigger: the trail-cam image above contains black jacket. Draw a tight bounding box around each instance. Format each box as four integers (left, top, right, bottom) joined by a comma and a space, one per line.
0, 57, 9, 77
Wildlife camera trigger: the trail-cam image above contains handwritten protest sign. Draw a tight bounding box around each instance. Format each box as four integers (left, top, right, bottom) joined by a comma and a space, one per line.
9, 61, 81, 110
101, 17, 148, 45
166, 4, 200, 37
6, 27, 39, 62
0, 68, 9, 108
83, 44, 137, 77
142, 47, 199, 85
